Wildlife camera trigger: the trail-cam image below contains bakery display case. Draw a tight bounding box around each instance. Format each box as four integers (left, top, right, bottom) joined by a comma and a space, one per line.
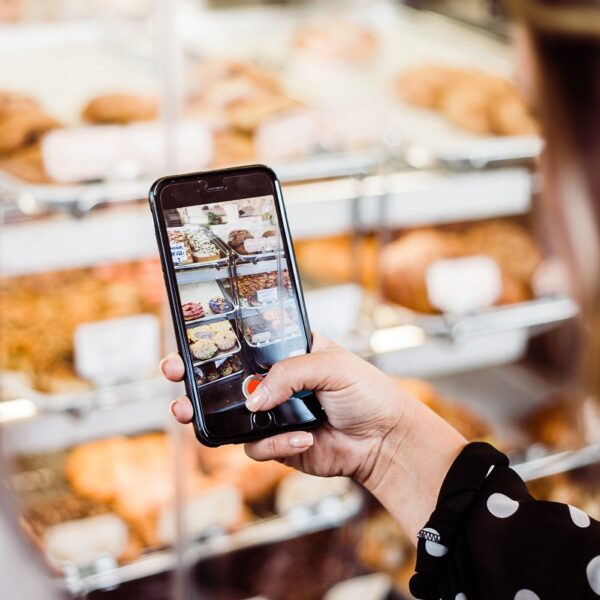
1, 1, 597, 599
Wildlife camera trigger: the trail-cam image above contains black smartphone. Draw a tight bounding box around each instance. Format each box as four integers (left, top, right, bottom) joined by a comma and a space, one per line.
149, 165, 325, 446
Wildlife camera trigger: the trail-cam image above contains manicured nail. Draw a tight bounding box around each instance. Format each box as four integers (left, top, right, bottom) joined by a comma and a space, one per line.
245, 390, 267, 412
289, 433, 313, 448
169, 400, 178, 417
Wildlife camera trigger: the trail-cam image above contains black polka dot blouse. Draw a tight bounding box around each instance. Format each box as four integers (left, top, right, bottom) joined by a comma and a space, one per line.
409, 442, 600, 599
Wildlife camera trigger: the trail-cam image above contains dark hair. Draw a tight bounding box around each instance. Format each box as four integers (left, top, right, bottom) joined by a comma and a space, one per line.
514, 0, 600, 397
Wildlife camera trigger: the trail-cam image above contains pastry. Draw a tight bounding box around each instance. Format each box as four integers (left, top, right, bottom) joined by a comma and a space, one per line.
186, 231, 220, 262
182, 302, 204, 321
0, 109, 60, 155
380, 230, 464, 313
210, 129, 254, 168
227, 229, 254, 254
263, 230, 276, 238
214, 330, 237, 351
190, 338, 218, 361
294, 20, 377, 63
237, 271, 291, 306
396, 65, 459, 108
188, 325, 214, 342
0, 91, 40, 119
82, 93, 158, 124
395, 377, 490, 440
210, 320, 233, 333
218, 355, 242, 377
466, 220, 542, 284
168, 230, 193, 264
208, 296, 233, 314
0, 142, 52, 183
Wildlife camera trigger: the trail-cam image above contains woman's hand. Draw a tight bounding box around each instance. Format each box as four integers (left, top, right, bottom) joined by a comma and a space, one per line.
161, 334, 466, 539
162, 335, 406, 485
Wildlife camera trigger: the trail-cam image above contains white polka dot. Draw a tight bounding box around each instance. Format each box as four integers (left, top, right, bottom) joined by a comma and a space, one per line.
456, 594, 467, 600
569, 504, 591, 528
421, 527, 448, 557
587, 555, 600, 594
487, 493, 519, 518
485, 465, 495, 478
514, 590, 540, 600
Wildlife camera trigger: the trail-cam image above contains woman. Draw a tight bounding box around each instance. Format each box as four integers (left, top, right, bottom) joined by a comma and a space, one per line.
162, 1, 600, 598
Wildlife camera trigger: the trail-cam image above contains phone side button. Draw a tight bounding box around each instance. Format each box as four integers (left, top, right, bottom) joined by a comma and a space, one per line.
251, 411, 273, 429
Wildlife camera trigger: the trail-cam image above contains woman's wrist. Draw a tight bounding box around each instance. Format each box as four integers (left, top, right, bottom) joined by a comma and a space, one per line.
363, 394, 467, 541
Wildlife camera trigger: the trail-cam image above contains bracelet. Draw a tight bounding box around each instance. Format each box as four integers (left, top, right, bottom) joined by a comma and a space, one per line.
408, 441, 509, 600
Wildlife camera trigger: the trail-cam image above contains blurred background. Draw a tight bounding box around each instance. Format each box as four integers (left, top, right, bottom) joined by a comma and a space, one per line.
0, 0, 596, 599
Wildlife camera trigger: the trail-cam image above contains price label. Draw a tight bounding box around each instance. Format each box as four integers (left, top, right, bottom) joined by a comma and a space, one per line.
256, 287, 278, 304
426, 255, 502, 314
244, 238, 268, 253
252, 331, 272, 344
74, 314, 161, 385
170, 242, 187, 265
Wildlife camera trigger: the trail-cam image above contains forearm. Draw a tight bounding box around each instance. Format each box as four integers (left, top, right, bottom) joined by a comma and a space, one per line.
364, 396, 466, 541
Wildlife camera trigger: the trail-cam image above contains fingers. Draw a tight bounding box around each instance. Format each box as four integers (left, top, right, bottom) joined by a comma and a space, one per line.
169, 395, 194, 424
244, 431, 313, 461
160, 352, 185, 382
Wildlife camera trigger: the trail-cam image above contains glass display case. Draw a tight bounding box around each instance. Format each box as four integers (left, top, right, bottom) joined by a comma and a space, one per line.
1, 1, 597, 599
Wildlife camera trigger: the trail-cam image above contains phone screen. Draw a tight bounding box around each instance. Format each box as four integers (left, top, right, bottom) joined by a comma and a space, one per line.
159, 177, 315, 439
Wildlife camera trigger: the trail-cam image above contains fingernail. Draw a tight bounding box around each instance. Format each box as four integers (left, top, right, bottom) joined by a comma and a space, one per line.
245, 390, 267, 412
169, 400, 178, 417
289, 433, 313, 448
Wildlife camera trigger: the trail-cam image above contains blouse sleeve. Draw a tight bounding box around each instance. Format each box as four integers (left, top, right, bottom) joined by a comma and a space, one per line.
408, 442, 600, 600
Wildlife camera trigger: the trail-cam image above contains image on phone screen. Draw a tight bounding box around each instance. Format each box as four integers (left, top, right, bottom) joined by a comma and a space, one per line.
161, 190, 314, 437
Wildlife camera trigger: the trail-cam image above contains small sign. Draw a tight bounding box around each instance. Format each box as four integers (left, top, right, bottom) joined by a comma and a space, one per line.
426, 255, 502, 314
256, 287, 278, 304
170, 242, 187, 265
74, 314, 161, 385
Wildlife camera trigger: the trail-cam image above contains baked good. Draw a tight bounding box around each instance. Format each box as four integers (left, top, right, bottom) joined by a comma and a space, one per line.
0, 260, 163, 392
227, 229, 254, 254
190, 338, 218, 361
210, 320, 233, 333
395, 377, 490, 440
380, 230, 464, 313
182, 302, 204, 321
0, 91, 40, 119
219, 355, 242, 377
237, 271, 292, 306
211, 129, 254, 168
275, 473, 351, 514
0, 142, 52, 183
294, 235, 378, 288
82, 93, 158, 124
294, 20, 377, 63
0, 109, 60, 155
396, 65, 537, 137
65, 437, 131, 502
263, 230, 276, 238
209, 296, 233, 314
214, 330, 237, 351
396, 65, 459, 108
466, 220, 542, 283
187, 324, 213, 341
168, 230, 193, 265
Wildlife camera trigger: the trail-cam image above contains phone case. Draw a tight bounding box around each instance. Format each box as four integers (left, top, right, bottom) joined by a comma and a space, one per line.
149, 165, 325, 446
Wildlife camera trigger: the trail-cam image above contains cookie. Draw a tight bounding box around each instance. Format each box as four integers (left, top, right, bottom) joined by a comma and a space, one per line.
82, 93, 158, 124
214, 330, 236, 351
190, 338, 218, 361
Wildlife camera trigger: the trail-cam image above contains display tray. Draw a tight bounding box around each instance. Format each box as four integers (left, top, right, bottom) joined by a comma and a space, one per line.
180, 280, 237, 325
187, 321, 242, 367
242, 311, 303, 348
374, 295, 579, 342
6, 431, 363, 596
194, 356, 244, 388
0, 7, 542, 215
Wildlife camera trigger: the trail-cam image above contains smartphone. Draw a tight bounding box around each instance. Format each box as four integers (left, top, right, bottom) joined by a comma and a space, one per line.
149, 165, 325, 446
